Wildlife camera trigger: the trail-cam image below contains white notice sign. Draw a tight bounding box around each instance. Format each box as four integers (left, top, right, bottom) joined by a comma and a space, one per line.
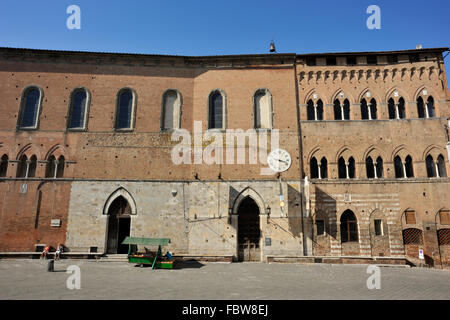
419, 249, 424, 260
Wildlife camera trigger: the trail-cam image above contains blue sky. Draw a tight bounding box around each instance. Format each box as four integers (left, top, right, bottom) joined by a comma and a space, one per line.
1, 0, 449, 57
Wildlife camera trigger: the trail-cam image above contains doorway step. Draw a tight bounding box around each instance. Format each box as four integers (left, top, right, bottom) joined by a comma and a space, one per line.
98, 254, 129, 262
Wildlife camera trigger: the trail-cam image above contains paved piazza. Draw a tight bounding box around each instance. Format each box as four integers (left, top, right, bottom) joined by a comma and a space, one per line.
0, 259, 448, 300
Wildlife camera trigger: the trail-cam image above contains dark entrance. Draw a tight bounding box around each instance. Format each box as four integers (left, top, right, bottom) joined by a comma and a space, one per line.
237, 197, 261, 261
106, 196, 131, 254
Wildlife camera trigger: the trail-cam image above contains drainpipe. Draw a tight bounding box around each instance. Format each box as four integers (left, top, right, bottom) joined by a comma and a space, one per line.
293, 55, 308, 256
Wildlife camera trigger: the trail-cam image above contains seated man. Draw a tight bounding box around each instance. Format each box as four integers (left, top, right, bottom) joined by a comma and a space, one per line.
54, 244, 64, 260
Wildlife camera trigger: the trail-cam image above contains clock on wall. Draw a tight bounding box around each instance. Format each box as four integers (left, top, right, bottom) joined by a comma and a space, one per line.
267, 149, 292, 173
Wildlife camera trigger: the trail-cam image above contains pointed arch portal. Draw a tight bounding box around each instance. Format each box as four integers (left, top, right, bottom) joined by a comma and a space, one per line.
106, 195, 132, 254
237, 196, 261, 262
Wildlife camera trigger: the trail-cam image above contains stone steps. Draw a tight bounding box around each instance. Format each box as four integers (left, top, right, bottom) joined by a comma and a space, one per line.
98, 254, 129, 262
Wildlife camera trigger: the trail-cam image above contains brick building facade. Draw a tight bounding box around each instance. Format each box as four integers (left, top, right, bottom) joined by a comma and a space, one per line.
0, 47, 449, 267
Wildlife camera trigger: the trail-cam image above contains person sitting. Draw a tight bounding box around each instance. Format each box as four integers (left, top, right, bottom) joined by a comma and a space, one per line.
41, 245, 50, 259
54, 244, 64, 260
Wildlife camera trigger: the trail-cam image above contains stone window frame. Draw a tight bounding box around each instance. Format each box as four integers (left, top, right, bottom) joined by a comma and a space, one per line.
207, 89, 227, 131
66, 87, 91, 132
387, 96, 406, 120
17, 85, 44, 131
338, 155, 356, 179
374, 219, 384, 236
16, 154, 37, 178
340, 209, 359, 243
160, 89, 183, 131
365, 155, 384, 179
333, 98, 351, 121
114, 87, 138, 132
360, 97, 378, 120
306, 98, 324, 121
253, 88, 274, 130
316, 219, 326, 236
0, 154, 8, 177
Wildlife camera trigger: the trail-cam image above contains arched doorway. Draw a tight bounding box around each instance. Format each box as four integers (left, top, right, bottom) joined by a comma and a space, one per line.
237, 196, 261, 261
106, 196, 131, 254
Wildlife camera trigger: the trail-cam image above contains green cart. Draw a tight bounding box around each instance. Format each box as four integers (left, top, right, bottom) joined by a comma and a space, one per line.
121, 237, 173, 269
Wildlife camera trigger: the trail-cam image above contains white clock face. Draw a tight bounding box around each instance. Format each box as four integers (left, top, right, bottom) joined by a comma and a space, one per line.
267, 149, 292, 173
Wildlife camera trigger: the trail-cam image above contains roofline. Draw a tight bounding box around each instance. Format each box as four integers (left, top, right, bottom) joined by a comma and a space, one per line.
295, 47, 449, 57
0, 47, 296, 60
0, 46, 447, 60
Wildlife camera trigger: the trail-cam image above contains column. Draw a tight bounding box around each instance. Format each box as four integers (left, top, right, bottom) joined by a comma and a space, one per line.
395, 103, 400, 120
318, 163, 322, 179
368, 102, 372, 120
402, 161, 407, 178
25, 160, 30, 179
373, 162, 378, 179
313, 104, 318, 121
435, 162, 440, 178
53, 160, 59, 179
345, 162, 349, 179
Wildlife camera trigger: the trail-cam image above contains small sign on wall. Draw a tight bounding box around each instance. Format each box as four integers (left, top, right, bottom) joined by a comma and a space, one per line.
265, 238, 271, 246
20, 184, 27, 194
51, 219, 61, 227
419, 249, 424, 260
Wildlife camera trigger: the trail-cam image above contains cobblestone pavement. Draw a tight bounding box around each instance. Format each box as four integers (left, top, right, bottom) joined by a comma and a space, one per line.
0, 259, 449, 300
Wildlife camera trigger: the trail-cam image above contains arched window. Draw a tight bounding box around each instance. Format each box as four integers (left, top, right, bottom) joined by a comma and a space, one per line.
394, 156, 404, 178
18, 87, 42, 129
45, 155, 56, 178
417, 96, 425, 118
307, 100, 315, 120
361, 99, 369, 120
0, 154, 8, 177
68, 88, 88, 130
28, 155, 37, 178
343, 99, 350, 120
398, 98, 406, 119
162, 90, 182, 130
115, 89, 135, 130
348, 157, 355, 178
316, 100, 324, 120
320, 157, 328, 179
56, 156, 65, 178
366, 156, 375, 178
437, 155, 447, 178
376, 156, 383, 178
334, 100, 341, 120
369, 98, 377, 120
254, 89, 272, 129
310, 157, 319, 179
388, 98, 396, 119
307, 99, 323, 121
405, 155, 414, 178
16, 155, 27, 178
340, 210, 358, 243
209, 91, 224, 129
426, 96, 435, 118
338, 157, 346, 179
426, 155, 436, 177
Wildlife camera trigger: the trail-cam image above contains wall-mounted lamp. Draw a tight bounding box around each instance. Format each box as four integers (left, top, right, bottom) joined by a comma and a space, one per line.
171, 189, 177, 197
267, 205, 271, 223
228, 207, 233, 224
